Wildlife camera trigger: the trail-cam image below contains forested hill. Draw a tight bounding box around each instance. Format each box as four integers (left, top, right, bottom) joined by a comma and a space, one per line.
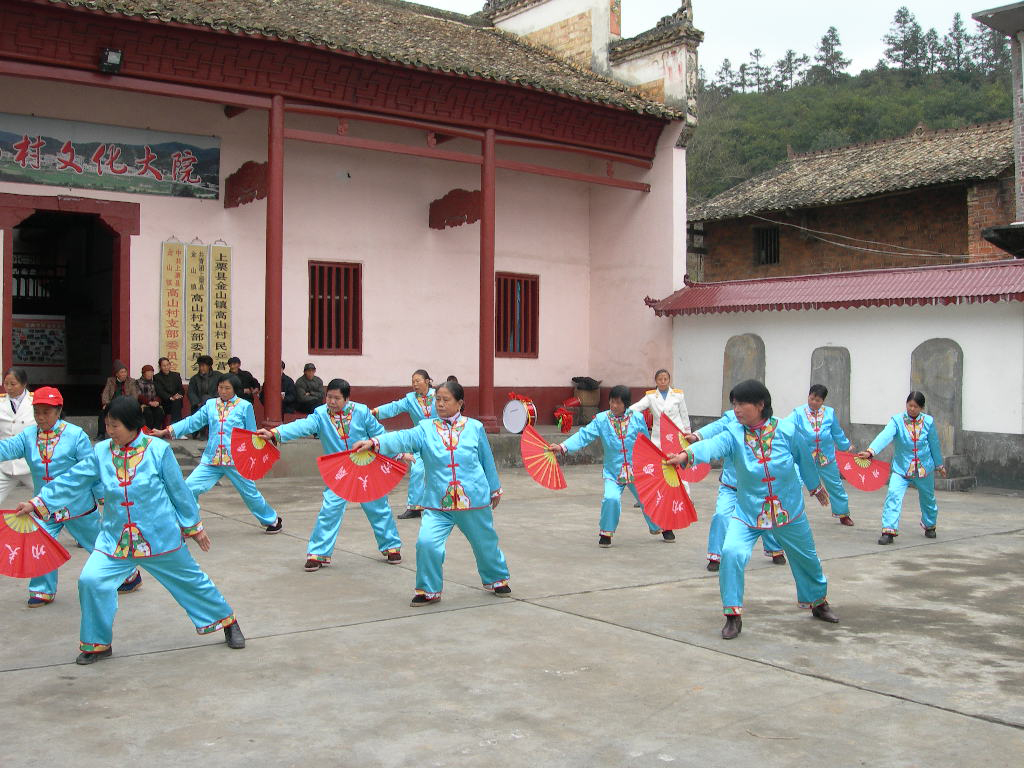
687, 9, 1013, 207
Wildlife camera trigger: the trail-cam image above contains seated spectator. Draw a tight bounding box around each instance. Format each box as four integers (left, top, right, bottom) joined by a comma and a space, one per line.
294, 363, 324, 415
187, 355, 219, 440
228, 356, 261, 403
153, 357, 185, 424
259, 362, 297, 415
99, 360, 139, 439
137, 365, 165, 431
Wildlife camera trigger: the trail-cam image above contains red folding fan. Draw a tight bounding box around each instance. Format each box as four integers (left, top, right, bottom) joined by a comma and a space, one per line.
659, 413, 711, 482
230, 429, 281, 480
0, 511, 71, 579
631, 435, 698, 531
835, 451, 892, 492
520, 425, 567, 490
318, 449, 408, 502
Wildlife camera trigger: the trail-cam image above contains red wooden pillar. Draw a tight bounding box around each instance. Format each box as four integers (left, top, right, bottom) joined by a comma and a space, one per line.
478, 128, 498, 432
0, 207, 31, 372
263, 94, 285, 425
111, 231, 131, 368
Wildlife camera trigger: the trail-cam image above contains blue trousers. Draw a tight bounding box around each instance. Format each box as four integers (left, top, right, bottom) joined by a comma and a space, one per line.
28, 513, 100, 601
600, 479, 661, 536
706, 485, 782, 561
406, 454, 425, 509
185, 464, 278, 526
881, 473, 938, 534
307, 488, 401, 562
820, 461, 851, 518
719, 515, 827, 615
77, 546, 234, 652
415, 507, 509, 597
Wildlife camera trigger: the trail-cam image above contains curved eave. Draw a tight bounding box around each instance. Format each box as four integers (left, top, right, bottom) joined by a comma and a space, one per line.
648, 293, 1024, 317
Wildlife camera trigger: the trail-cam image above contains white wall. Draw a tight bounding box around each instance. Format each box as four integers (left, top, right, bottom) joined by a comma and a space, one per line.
493, 0, 613, 72
671, 302, 1024, 434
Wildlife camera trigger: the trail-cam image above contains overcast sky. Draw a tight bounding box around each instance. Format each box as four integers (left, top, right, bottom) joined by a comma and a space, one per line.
420, 1, 1000, 74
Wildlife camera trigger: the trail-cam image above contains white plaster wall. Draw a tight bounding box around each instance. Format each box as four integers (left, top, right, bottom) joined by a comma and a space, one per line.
670, 302, 1024, 434
494, 0, 612, 72
611, 45, 688, 100
0, 76, 604, 387
588, 121, 685, 386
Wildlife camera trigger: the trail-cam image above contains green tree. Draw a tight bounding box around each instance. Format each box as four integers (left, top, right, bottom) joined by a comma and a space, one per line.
884, 6, 924, 70
971, 22, 1011, 77
712, 58, 736, 92
773, 49, 809, 90
939, 13, 972, 73
811, 26, 851, 81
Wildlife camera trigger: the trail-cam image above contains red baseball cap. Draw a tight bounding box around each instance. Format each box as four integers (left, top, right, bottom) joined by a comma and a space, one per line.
33, 387, 63, 406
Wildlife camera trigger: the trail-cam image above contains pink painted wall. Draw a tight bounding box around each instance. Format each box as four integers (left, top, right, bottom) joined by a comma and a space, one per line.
0, 77, 681, 396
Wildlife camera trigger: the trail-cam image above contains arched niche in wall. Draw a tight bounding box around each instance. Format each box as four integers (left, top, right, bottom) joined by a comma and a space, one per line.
911, 338, 963, 458
810, 346, 852, 434
721, 333, 765, 412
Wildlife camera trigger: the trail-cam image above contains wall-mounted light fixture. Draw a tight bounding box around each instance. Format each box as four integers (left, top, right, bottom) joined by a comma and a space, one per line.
99, 48, 122, 74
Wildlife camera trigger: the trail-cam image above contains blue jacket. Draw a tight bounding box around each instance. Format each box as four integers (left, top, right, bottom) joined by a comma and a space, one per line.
688, 417, 822, 530
375, 389, 438, 424
34, 435, 202, 559
171, 395, 256, 466
786, 405, 851, 466
274, 402, 385, 453
561, 410, 649, 485
868, 412, 943, 478
696, 410, 738, 488
376, 416, 500, 511
0, 420, 96, 520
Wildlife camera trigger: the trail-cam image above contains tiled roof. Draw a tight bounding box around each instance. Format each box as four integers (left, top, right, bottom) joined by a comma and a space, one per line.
49, 0, 681, 119
609, 4, 703, 63
645, 259, 1024, 316
690, 120, 1014, 222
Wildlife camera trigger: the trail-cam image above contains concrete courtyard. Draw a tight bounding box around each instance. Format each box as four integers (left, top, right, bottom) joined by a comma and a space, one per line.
3, 462, 1022, 766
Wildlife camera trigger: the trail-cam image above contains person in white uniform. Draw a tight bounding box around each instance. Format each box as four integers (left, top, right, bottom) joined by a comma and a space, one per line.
0, 367, 35, 505
629, 369, 691, 507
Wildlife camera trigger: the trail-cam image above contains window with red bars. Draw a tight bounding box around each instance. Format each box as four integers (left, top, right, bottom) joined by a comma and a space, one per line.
495, 272, 539, 358
308, 261, 361, 354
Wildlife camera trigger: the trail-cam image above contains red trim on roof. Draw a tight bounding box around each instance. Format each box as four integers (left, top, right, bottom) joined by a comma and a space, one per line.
645, 260, 1024, 316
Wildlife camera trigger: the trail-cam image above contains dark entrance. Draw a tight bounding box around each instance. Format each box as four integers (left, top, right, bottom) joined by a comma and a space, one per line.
11, 211, 114, 414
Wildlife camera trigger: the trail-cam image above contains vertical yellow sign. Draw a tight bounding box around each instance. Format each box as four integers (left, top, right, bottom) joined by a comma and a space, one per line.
159, 241, 185, 372
186, 244, 210, 370
210, 245, 232, 372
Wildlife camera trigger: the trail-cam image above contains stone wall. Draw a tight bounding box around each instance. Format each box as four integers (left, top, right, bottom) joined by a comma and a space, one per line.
966, 173, 1017, 261
523, 11, 593, 68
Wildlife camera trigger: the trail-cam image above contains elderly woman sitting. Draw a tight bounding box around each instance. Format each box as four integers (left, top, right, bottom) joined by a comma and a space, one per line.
98, 360, 139, 439
137, 364, 165, 431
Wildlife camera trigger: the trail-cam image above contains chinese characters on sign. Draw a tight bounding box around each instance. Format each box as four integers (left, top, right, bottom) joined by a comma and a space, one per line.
210, 245, 232, 372
12, 315, 66, 367
159, 242, 185, 371
1, 113, 219, 199
186, 245, 209, 368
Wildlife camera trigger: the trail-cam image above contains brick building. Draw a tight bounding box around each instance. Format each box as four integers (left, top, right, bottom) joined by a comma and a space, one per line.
687, 120, 1016, 282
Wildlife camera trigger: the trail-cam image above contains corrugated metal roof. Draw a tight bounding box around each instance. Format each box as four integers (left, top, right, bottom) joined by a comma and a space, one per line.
646, 259, 1024, 316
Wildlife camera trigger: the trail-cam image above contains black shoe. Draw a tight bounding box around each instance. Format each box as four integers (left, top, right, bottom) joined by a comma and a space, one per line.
224, 622, 246, 649
706, 560, 720, 572
772, 554, 787, 565
598, 535, 612, 548
633, 502, 642, 508
117, 570, 142, 593
878, 533, 895, 545
398, 508, 422, 519
662, 530, 676, 542
76, 647, 112, 665
924, 527, 937, 539
721, 615, 742, 640
493, 585, 512, 597
265, 517, 283, 534
410, 594, 440, 606
811, 602, 839, 623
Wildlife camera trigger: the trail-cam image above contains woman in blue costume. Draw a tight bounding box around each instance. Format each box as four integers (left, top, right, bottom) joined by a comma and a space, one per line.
858, 391, 945, 545
259, 378, 405, 571
686, 407, 787, 572
16, 397, 244, 664
670, 380, 839, 640
372, 369, 437, 519
552, 385, 673, 547
786, 384, 855, 527
353, 380, 510, 606
155, 374, 282, 534
0, 387, 140, 605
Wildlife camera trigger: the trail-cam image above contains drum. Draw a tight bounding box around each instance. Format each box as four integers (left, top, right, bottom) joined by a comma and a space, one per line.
502, 397, 538, 433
